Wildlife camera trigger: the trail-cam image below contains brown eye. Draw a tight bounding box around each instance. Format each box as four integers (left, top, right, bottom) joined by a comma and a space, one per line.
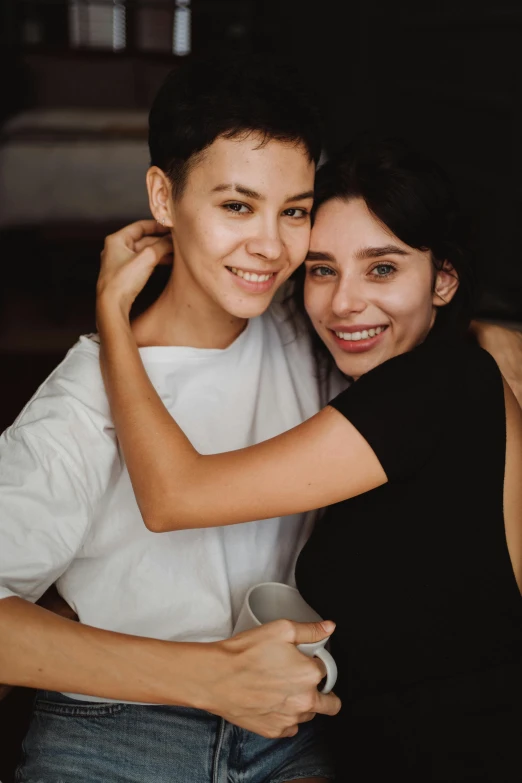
223, 203, 250, 214
283, 208, 309, 218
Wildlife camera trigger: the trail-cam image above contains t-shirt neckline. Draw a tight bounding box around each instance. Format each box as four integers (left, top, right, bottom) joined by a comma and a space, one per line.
86, 317, 255, 363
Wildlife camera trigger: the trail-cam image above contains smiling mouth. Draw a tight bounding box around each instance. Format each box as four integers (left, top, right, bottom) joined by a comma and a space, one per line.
226, 266, 276, 283
332, 326, 388, 342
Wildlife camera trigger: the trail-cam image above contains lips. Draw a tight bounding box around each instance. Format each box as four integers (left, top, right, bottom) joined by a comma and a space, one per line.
333, 325, 386, 342
226, 265, 278, 294
329, 325, 389, 353
227, 266, 275, 283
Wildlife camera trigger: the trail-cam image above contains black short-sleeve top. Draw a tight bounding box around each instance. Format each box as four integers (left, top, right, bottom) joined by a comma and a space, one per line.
296, 333, 522, 699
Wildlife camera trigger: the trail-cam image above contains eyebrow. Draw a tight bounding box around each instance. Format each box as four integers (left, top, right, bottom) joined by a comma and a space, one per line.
211, 183, 314, 202
355, 244, 411, 260
305, 244, 411, 263
305, 250, 336, 262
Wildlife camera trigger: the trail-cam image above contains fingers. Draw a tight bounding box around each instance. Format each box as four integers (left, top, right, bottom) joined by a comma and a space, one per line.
141, 237, 173, 268
123, 219, 168, 241
134, 236, 164, 252
314, 655, 327, 680
279, 711, 316, 738
280, 725, 299, 738
134, 235, 172, 253
296, 711, 316, 724
313, 690, 341, 717
135, 236, 174, 266
106, 220, 168, 248
285, 619, 336, 646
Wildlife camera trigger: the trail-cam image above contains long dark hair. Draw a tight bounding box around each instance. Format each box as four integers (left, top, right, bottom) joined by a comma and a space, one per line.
289, 133, 475, 381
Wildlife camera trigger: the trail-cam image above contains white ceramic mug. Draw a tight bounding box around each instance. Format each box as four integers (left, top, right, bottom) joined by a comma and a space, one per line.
233, 582, 337, 694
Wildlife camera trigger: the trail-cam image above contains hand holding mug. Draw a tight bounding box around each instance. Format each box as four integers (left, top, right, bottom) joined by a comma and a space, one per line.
234, 582, 338, 694
210, 615, 341, 738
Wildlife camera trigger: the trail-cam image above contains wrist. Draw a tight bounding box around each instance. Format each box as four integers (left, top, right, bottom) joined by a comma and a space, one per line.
161, 640, 235, 714
176, 641, 231, 714
96, 292, 133, 336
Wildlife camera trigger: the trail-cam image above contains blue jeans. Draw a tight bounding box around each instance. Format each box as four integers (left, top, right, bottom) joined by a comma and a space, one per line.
17, 691, 335, 783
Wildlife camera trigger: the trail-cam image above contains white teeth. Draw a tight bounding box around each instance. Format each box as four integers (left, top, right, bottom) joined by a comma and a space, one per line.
230, 267, 273, 282
334, 326, 386, 341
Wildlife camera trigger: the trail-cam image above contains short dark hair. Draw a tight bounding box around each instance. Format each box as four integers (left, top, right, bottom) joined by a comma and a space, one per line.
290, 133, 475, 380
149, 54, 322, 198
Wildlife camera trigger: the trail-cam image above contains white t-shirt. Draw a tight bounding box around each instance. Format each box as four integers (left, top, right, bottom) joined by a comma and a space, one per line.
0, 305, 345, 699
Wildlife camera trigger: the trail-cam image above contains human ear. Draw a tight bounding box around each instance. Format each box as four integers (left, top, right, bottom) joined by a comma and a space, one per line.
146, 167, 174, 228
433, 261, 459, 307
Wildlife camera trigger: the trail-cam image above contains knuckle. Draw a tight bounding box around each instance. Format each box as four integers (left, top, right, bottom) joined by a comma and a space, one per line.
314, 659, 327, 680
270, 618, 293, 637
284, 725, 299, 738
289, 692, 314, 714
305, 662, 323, 686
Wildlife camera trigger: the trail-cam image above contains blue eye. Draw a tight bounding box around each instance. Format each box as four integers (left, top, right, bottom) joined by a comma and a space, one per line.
310, 265, 335, 277
371, 263, 396, 277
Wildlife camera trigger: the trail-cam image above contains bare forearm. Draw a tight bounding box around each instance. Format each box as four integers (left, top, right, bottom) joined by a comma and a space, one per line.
0, 597, 214, 707
0, 597, 342, 738
0, 585, 77, 700
97, 303, 385, 533
98, 304, 200, 527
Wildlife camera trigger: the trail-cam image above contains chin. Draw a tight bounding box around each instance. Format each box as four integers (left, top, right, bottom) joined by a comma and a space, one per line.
224, 295, 275, 320
334, 353, 381, 380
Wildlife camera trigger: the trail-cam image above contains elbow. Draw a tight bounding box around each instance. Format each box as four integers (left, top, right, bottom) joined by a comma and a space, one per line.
142, 510, 179, 534
141, 501, 202, 534
142, 514, 168, 533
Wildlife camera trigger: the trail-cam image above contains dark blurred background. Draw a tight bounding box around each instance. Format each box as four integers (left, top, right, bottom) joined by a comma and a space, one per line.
1, 0, 522, 435
0, 1, 521, 777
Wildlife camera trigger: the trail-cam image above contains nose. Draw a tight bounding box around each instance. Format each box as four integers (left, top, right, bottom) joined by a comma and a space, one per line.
331, 277, 367, 317
245, 218, 283, 262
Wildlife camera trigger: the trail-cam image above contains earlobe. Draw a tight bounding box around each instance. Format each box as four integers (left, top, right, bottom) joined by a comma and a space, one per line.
433, 261, 459, 307
146, 166, 174, 228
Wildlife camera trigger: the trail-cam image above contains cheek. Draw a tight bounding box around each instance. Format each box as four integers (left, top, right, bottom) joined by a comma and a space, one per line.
288, 227, 312, 266
377, 275, 434, 322
304, 280, 330, 326
183, 209, 239, 258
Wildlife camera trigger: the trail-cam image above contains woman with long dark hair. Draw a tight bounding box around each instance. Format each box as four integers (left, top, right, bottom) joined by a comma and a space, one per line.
96, 135, 522, 781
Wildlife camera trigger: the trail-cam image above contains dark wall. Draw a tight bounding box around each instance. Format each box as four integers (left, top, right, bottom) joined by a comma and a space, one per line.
254, 0, 522, 321
1, 0, 521, 326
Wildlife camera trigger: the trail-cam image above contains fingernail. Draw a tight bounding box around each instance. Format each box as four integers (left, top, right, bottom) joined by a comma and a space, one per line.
320, 620, 335, 634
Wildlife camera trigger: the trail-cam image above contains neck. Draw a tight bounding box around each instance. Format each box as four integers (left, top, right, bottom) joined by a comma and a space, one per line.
131, 259, 247, 349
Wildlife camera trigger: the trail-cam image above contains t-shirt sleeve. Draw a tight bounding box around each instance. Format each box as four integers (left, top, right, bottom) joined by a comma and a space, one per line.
328, 343, 452, 482
0, 427, 92, 604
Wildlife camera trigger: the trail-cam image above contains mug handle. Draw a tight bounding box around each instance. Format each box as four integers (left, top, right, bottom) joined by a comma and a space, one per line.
313, 647, 338, 694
